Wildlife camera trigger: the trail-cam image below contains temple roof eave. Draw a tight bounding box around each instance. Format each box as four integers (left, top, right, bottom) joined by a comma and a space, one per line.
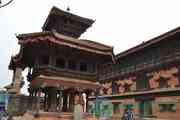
42, 6, 95, 31
10, 31, 114, 70
8, 46, 26, 70
16, 31, 114, 57
30, 75, 101, 90
116, 27, 180, 60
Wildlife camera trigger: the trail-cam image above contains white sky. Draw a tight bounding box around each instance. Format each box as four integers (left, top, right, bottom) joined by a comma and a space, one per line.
1, 0, 180, 94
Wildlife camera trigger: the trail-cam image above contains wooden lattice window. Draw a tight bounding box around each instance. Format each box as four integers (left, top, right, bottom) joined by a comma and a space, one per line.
68, 60, 76, 70
123, 104, 134, 110
80, 62, 87, 72
56, 58, 65, 68
113, 103, 120, 114
159, 77, 168, 88
40, 56, 49, 65
159, 103, 176, 112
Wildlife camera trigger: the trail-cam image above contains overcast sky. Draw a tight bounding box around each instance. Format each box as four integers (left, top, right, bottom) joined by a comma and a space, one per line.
1, 0, 180, 94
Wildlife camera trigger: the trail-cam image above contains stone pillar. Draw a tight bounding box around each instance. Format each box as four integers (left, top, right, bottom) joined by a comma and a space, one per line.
8, 68, 23, 94
14, 68, 23, 92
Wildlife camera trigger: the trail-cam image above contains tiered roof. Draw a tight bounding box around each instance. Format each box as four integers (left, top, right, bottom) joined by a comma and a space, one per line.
43, 6, 94, 38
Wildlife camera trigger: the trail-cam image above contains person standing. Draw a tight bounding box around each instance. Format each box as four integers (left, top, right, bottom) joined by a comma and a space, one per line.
122, 109, 134, 120
73, 94, 84, 120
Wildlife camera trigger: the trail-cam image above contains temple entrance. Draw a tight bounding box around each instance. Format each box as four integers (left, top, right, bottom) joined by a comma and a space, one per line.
41, 88, 88, 112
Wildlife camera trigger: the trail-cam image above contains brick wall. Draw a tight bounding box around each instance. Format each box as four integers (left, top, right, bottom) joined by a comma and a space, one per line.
155, 96, 180, 120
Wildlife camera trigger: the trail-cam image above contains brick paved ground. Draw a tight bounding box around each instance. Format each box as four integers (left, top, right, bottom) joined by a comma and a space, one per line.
10, 112, 173, 120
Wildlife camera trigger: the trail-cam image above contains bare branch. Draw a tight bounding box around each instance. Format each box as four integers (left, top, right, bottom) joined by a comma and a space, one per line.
0, 0, 14, 8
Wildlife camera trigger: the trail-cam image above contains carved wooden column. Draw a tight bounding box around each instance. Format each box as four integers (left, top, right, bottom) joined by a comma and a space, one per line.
62, 91, 68, 112
69, 91, 75, 112
47, 87, 57, 112
36, 89, 41, 114
43, 89, 48, 111
84, 90, 91, 112
32, 89, 37, 111
56, 91, 62, 112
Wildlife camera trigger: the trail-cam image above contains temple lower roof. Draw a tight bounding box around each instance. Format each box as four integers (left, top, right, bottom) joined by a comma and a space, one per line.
9, 31, 114, 70
17, 31, 113, 52
30, 75, 101, 90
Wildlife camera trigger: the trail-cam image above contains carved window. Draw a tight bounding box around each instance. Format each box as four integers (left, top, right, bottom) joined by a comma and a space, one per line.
159, 103, 176, 112
68, 60, 76, 70
137, 77, 149, 90
80, 62, 87, 72
56, 58, 65, 68
89, 63, 96, 73
113, 103, 120, 114
124, 83, 131, 92
40, 56, 49, 65
159, 77, 168, 88
112, 81, 118, 94
123, 104, 134, 110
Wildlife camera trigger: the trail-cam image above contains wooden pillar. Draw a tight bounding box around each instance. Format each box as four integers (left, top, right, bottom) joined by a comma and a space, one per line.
56, 91, 62, 112
62, 91, 68, 112
44, 90, 47, 111
28, 88, 34, 111
32, 90, 37, 111
85, 91, 90, 112
47, 87, 57, 112
69, 91, 75, 112
36, 89, 41, 113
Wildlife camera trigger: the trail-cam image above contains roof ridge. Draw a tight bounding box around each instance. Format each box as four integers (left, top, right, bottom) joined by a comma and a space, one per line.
81, 39, 113, 49
52, 31, 113, 51
116, 26, 180, 59
16, 31, 51, 39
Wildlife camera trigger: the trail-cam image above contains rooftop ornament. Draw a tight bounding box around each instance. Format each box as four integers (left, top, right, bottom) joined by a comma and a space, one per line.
0, 0, 14, 8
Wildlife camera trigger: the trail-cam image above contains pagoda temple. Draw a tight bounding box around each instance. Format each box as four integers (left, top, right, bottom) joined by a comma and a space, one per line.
7, 6, 114, 113
6, 6, 180, 120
